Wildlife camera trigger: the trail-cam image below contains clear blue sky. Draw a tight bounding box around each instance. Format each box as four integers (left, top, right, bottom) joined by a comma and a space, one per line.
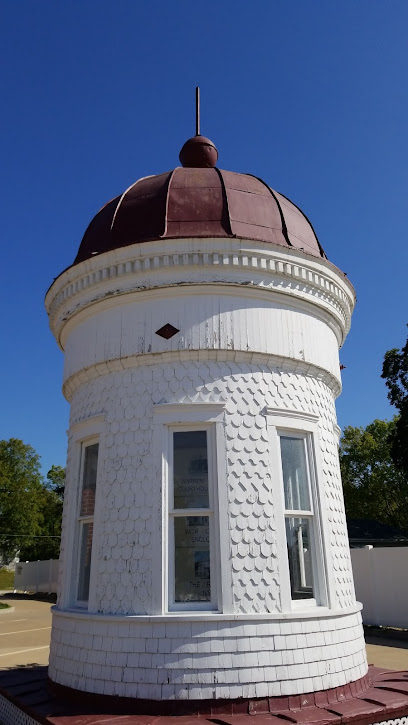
1, 1, 407, 475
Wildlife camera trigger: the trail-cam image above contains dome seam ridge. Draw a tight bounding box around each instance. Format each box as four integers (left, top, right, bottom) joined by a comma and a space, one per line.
110, 172, 164, 236
245, 174, 293, 249
274, 189, 327, 259
214, 168, 235, 237
160, 169, 177, 239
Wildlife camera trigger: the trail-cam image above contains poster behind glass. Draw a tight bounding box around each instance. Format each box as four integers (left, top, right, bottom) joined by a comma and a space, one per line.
80, 443, 99, 516
174, 516, 211, 602
173, 430, 209, 508
285, 517, 314, 599
77, 522, 93, 602
173, 431, 211, 602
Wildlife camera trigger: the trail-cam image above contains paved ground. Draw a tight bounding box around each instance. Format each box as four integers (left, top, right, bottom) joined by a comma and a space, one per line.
365, 633, 408, 669
0, 596, 408, 672
0, 597, 52, 668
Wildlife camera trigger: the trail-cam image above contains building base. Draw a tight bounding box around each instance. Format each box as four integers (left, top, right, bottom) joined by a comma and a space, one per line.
1, 665, 408, 725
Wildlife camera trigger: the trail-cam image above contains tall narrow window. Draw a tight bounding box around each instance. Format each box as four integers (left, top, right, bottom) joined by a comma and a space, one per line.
279, 434, 315, 601
77, 441, 99, 604
169, 429, 215, 609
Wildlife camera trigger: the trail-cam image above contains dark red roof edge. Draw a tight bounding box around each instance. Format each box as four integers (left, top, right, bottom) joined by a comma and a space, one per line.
277, 189, 327, 259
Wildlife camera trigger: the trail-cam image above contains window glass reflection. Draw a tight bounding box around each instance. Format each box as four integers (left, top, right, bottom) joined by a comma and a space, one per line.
174, 516, 211, 602
77, 522, 93, 602
280, 436, 310, 511
80, 443, 98, 516
173, 431, 209, 509
285, 517, 314, 599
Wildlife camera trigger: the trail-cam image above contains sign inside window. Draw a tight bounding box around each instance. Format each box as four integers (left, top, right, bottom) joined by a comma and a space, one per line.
77, 521, 94, 601
285, 516, 314, 599
80, 443, 99, 516
173, 430, 211, 602
174, 516, 211, 601
173, 431, 209, 509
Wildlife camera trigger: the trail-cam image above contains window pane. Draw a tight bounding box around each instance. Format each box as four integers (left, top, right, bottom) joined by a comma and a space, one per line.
77, 522, 93, 602
80, 443, 98, 516
174, 516, 211, 602
173, 431, 209, 509
285, 517, 314, 599
280, 436, 310, 511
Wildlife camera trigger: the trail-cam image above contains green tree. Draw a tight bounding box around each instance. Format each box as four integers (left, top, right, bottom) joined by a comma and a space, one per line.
20, 465, 65, 560
19, 487, 63, 560
339, 419, 408, 531
0, 439, 45, 560
382, 327, 408, 476
46, 465, 65, 498
0, 439, 65, 562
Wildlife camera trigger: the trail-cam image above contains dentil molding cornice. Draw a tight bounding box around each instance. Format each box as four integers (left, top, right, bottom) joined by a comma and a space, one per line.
45, 238, 355, 346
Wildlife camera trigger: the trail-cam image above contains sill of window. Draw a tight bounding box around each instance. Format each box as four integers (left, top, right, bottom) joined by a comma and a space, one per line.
291, 598, 317, 610
52, 602, 362, 621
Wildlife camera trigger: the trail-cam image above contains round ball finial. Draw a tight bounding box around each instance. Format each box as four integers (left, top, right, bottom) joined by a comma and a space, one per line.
179, 135, 218, 168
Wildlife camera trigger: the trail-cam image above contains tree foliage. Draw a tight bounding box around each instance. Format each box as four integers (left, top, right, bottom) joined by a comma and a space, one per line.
339, 419, 408, 532
18, 486, 63, 560
0, 439, 64, 562
46, 465, 65, 498
382, 327, 408, 476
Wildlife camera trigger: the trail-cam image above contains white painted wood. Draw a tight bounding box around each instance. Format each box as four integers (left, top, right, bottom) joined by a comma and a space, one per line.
49, 605, 367, 699
60, 289, 342, 389
47, 231, 365, 700
46, 238, 354, 355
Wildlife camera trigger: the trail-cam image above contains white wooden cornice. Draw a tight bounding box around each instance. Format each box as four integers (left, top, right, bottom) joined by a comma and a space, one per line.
45, 238, 355, 347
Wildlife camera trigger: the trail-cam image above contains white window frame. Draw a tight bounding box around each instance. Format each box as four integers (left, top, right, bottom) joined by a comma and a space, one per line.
266, 407, 330, 612
279, 431, 319, 607
60, 415, 105, 611
75, 437, 100, 608
152, 403, 231, 614
168, 424, 216, 611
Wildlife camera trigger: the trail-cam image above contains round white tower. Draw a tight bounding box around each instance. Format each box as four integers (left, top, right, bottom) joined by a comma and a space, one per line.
46, 132, 367, 708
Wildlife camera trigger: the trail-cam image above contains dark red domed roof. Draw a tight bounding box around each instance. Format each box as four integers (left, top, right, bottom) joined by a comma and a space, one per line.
74, 149, 326, 265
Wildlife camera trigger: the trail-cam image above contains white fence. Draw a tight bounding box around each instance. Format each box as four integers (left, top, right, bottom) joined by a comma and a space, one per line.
351, 546, 408, 628
14, 559, 59, 593
11, 549, 408, 627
